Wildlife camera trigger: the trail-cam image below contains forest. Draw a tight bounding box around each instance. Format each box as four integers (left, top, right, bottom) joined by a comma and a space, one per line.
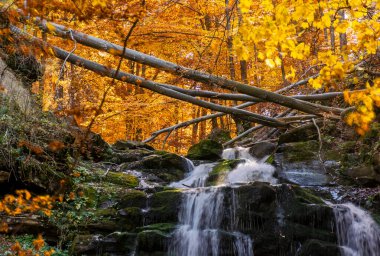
0, 0, 379, 255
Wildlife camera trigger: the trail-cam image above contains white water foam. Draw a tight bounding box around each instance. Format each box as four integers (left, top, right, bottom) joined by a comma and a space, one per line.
223, 147, 277, 185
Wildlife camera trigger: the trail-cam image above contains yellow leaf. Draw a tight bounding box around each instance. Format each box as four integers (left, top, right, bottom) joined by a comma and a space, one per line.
265, 59, 276, 68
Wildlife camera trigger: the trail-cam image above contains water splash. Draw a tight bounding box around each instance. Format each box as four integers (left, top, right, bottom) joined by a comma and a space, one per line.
170, 163, 215, 188
223, 147, 277, 185
333, 203, 380, 256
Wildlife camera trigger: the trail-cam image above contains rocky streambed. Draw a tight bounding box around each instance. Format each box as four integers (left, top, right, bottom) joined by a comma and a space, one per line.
1, 122, 380, 255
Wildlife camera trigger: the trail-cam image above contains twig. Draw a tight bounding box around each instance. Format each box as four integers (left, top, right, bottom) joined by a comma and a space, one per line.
312, 118, 326, 173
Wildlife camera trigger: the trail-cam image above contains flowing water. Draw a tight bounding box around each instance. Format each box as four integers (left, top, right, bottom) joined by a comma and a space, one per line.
169, 147, 276, 256
167, 147, 380, 256
333, 203, 380, 256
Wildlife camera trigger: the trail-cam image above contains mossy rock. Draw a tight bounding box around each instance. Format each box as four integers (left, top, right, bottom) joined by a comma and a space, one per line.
137, 230, 171, 253
276, 141, 319, 162
146, 189, 182, 224
186, 139, 223, 160
70, 232, 137, 255
137, 223, 177, 233
118, 207, 143, 231
102, 172, 139, 188
131, 151, 187, 182
206, 159, 242, 186
293, 186, 324, 205
118, 189, 147, 208
207, 128, 232, 143
77, 183, 146, 209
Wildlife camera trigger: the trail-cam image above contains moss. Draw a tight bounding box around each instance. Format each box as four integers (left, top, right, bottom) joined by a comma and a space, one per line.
137, 230, 171, 253
94, 208, 117, 218
293, 186, 324, 205
147, 190, 182, 223
206, 159, 242, 186
120, 207, 143, 230
265, 154, 275, 164
118, 190, 147, 208
103, 172, 139, 188
137, 223, 176, 233
186, 139, 223, 160
282, 141, 319, 162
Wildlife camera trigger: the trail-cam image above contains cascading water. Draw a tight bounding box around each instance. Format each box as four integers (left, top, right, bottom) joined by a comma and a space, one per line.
169, 147, 276, 256
333, 203, 380, 256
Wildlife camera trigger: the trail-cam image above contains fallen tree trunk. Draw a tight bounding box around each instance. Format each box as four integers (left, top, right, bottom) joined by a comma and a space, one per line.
29, 18, 342, 116
160, 83, 345, 102
223, 109, 293, 147
143, 82, 309, 143
9, 25, 287, 128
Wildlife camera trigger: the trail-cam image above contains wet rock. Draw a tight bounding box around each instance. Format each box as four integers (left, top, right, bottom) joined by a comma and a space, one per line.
249, 142, 276, 159
126, 151, 187, 183
70, 232, 137, 255
137, 230, 171, 255
299, 239, 341, 256
186, 139, 223, 160
118, 190, 147, 209
145, 189, 182, 224
274, 141, 332, 186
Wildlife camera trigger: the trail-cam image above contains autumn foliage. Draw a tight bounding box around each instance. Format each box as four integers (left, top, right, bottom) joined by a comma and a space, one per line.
0, 0, 379, 151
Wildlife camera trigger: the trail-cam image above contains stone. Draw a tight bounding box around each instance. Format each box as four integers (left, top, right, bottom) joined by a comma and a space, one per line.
186, 139, 223, 160
299, 239, 341, 256
112, 140, 155, 151
274, 141, 332, 186
145, 189, 182, 224
248, 142, 276, 159
207, 128, 232, 144
346, 165, 380, 186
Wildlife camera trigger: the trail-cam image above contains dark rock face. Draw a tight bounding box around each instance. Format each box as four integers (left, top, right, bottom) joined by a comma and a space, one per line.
249, 142, 276, 159
207, 129, 232, 144
69, 180, 339, 256
187, 139, 223, 160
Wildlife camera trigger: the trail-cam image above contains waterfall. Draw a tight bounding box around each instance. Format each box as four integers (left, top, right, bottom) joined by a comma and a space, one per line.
226, 147, 277, 185
333, 203, 380, 256
169, 147, 277, 256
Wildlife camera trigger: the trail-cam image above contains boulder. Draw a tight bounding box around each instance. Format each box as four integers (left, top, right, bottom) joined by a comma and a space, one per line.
70, 233, 137, 255
298, 239, 341, 256
274, 141, 332, 186
207, 128, 232, 144
145, 189, 182, 224
187, 139, 223, 160
346, 165, 380, 186
112, 140, 155, 151
248, 142, 276, 159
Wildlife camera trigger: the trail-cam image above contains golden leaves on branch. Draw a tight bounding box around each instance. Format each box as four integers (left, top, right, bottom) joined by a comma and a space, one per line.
344, 79, 380, 135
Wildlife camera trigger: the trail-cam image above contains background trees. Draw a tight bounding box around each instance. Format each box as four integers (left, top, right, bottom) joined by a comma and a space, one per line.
1, 0, 379, 153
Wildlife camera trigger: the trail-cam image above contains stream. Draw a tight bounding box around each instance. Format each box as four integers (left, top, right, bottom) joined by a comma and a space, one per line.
166, 147, 380, 256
